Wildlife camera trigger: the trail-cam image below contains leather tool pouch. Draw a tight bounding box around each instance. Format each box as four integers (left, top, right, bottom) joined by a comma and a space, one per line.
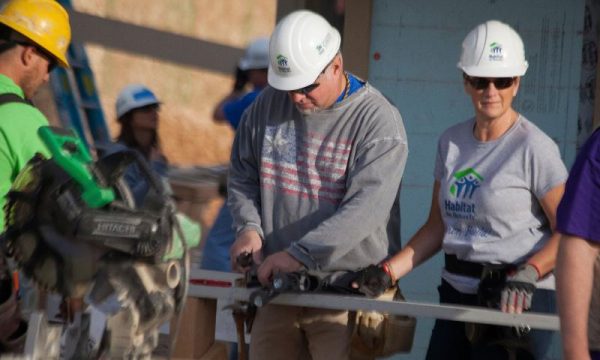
351, 286, 416, 358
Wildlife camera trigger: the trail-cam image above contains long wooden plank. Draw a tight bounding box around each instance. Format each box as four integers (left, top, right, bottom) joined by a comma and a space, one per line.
188, 270, 560, 331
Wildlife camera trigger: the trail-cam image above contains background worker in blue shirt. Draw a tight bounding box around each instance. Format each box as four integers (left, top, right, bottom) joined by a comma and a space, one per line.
213, 37, 269, 130
201, 37, 269, 272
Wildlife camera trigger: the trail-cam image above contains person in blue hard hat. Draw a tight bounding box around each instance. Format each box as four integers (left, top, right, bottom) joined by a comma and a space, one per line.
99, 84, 168, 207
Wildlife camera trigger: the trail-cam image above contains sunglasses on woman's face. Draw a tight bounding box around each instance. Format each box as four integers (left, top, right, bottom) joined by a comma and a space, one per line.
465, 76, 516, 90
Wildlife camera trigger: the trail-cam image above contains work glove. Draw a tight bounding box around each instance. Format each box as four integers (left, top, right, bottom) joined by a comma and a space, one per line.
500, 264, 539, 314
352, 264, 394, 298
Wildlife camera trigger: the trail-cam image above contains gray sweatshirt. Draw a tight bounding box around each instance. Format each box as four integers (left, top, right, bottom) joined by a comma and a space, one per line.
228, 83, 408, 271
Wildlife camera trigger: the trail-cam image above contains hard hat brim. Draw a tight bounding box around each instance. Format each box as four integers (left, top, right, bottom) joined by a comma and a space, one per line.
267, 65, 323, 91
0, 16, 70, 67
459, 63, 528, 78
239, 58, 268, 71
117, 99, 161, 119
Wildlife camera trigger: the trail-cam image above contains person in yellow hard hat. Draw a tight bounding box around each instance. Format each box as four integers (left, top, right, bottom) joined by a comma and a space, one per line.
0, 0, 71, 230
0, 0, 71, 353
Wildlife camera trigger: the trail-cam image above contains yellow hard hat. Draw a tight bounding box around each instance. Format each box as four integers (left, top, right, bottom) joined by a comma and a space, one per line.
0, 0, 71, 67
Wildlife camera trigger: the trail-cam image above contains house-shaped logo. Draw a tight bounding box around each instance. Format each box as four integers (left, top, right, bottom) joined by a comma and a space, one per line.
276, 54, 291, 73
488, 42, 503, 61
449, 168, 483, 199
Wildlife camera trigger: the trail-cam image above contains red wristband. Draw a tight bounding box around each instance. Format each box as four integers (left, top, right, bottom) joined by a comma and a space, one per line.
381, 261, 397, 283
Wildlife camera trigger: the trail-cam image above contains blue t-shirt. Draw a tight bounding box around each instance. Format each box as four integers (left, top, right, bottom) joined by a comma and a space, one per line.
335, 72, 365, 103
200, 203, 235, 271
223, 88, 263, 129
557, 128, 600, 243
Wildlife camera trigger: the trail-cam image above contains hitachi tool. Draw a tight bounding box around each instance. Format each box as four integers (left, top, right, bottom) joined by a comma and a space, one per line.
1, 126, 199, 359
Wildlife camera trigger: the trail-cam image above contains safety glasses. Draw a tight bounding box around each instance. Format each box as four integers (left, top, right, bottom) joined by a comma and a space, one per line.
289, 82, 320, 95
288, 56, 337, 95
464, 75, 516, 90
15, 41, 57, 73
33, 46, 57, 73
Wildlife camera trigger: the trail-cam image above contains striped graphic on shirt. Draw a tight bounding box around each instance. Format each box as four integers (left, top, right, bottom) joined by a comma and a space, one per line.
261, 125, 350, 203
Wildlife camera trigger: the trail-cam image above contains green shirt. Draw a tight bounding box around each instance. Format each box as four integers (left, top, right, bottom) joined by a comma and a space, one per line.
0, 74, 50, 230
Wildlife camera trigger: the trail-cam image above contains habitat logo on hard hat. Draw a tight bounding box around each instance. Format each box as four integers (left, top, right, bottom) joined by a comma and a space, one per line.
449, 168, 483, 199
276, 54, 291, 73
316, 33, 332, 55
488, 42, 503, 61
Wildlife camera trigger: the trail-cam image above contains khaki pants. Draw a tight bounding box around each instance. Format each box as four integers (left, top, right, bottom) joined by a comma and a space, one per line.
249, 304, 353, 360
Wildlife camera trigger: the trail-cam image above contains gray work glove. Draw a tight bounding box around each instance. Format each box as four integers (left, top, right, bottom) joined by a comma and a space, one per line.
500, 264, 539, 313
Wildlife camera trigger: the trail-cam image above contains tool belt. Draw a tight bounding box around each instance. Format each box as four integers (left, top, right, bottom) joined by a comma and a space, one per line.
350, 286, 416, 358
445, 254, 533, 357
445, 253, 519, 308
444, 253, 517, 278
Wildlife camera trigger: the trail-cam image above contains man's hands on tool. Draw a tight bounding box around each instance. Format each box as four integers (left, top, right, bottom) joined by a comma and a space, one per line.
500, 263, 539, 314
230, 230, 263, 272
256, 251, 303, 287
351, 264, 394, 298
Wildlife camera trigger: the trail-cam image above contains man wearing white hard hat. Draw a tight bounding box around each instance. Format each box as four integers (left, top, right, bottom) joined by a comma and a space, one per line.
227, 10, 408, 359
353, 20, 565, 359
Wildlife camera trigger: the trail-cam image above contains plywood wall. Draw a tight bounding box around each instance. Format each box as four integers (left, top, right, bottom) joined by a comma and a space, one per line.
71, 0, 277, 166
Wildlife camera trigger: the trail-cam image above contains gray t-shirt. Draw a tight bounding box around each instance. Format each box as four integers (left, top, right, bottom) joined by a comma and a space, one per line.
228, 83, 408, 271
434, 115, 567, 293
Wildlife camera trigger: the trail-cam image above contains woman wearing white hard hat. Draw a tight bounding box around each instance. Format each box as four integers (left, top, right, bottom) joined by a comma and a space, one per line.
353, 20, 565, 359
100, 84, 168, 206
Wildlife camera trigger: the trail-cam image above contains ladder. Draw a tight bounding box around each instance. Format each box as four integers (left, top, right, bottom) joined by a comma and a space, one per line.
49, 0, 111, 149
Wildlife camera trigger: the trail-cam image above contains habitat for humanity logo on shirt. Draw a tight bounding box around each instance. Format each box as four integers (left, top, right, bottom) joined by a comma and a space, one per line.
445, 168, 483, 220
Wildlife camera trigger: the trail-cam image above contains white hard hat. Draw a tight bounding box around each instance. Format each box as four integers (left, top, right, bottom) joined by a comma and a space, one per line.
239, 37, 270, 70
115, 84, 160, 119
457, 20, 528, 77
268, 10, 341, 91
